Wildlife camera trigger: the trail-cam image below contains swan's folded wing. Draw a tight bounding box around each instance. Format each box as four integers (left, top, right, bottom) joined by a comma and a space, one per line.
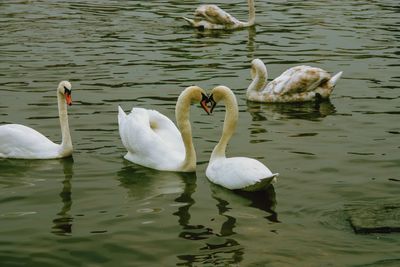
0, 124, 59, 158
195, 5, 239, 25
118, 108, 185, 166
146, 110, 184, 154
270, 66, 330, 95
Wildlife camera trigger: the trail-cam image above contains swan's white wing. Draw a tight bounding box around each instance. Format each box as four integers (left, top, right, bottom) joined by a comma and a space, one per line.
194, 5, 240, 25
206, 157, 277, 190
118, 107, 184, 171
0, 124, 60, 159
267, 66, 330, 96
145, 109, 184, 153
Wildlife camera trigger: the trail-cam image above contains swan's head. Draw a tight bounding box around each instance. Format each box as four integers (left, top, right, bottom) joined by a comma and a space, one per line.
207, 85, 236, 114
179, 86, 211, 115
251, 58, 266, 79
58, 81, 72, 106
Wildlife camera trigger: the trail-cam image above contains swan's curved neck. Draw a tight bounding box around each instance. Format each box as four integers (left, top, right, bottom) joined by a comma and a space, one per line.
243, 0, 255, 26
175, 92, 196, 171
57, 92, 72, 154
210, 90, 238, 162
247, 60, 268, 97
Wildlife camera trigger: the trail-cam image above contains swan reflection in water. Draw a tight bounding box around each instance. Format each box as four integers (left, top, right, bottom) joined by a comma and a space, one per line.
176, 181, 277, 266
118, 164, 245, 265
246, 99, 336, 122
0, 157, 74, 234
52, 157, 74, 236
191, 23, 256, 38
116, 162, 277, 266
189, 23, 256, 56
210, 184, 278, 223
0, 157, 72, 183
117, 162, 195, 199
175, 180, 243, 266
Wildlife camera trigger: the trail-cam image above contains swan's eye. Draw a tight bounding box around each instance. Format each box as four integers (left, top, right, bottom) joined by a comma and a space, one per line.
64, 86, 71, 95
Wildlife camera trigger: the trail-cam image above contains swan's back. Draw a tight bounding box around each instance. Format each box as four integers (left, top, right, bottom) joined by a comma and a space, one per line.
0, 124, 61, 159
194, 5, 240, 26
267, 66, 331, 96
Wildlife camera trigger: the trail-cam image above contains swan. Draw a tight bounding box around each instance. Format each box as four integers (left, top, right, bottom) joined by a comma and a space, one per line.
247, 58, 343, 103
206, 85, 278, 191
118, 86, 210, 172
0, 81, 73, 159
182, 0, 255, 30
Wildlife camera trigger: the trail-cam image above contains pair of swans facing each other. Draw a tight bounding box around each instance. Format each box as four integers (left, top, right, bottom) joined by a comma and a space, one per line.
118, 85, 278, 192
0, 81, 73, 159
183, 0, 255, 30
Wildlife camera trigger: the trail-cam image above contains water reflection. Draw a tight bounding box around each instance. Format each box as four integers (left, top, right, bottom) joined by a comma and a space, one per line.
117, 162, 191, 199
176, 181, 277, 265
246, 99, 336, 122
236, 186, 278, 222
173, 173, 196, 228
175, 180, 244, 266
0, 158, 72, 188
116, 164, 241, 265
186, 23, 255, 36
246, 26, 257, 58
186, 24, 257, 62
51, 157, 74, 236
211, 184, 278, 223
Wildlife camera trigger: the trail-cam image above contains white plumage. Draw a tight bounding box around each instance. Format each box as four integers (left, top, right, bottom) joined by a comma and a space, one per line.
118, 107, 185, 171
118, 86, 210, 172
206, 86, 278, 191
182, 0, 255, 30
247, 58, 343, 102
0, 81, 73, 159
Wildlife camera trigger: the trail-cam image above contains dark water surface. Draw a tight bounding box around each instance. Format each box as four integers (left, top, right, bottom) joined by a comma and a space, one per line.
1, 0, 399, 266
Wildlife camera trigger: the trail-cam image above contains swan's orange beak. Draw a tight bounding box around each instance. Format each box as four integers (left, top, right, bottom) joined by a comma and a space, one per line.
65, 93, 72, 106
200, 93, 210, 115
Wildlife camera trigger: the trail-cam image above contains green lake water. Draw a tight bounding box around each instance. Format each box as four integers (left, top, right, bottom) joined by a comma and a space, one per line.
0, 1, 399, 266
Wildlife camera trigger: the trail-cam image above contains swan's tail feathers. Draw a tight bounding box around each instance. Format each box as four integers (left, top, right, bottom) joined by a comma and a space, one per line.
244, 173, 279, 192
328, 71, 343, 88
271, 173, 279, 184
118, 106, 126, 126
182, 16, 195, 26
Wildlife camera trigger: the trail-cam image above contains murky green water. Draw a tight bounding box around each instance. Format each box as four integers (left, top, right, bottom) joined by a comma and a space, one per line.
1, 0, 399, 266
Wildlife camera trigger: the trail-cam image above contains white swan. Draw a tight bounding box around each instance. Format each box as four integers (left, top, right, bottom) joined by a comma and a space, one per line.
247, 58, 343, 103
182, 0, 255, 30
206, 85, 278, 191
0, 81, 73, 159
118, 86, 210, 172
